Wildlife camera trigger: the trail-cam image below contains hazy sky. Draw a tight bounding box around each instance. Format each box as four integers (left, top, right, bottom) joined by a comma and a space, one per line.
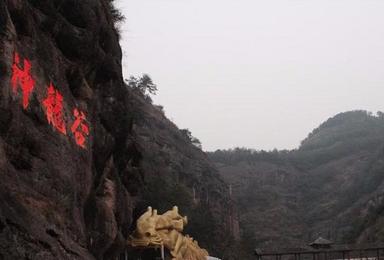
116, 0, 384, 151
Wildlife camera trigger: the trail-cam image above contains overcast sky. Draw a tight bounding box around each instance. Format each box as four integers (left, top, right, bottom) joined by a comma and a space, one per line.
115, 0, 384, 151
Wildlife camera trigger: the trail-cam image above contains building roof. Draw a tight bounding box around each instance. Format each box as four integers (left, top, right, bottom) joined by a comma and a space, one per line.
254, 243, 384, 256
255, 247, 312, 256
309, 237, 333, 246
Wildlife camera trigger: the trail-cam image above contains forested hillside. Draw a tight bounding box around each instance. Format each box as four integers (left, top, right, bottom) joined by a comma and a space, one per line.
209, 111, 384, 259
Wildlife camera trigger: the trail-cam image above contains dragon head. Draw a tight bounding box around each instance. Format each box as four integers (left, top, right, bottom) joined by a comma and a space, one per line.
129, 207, 163, 247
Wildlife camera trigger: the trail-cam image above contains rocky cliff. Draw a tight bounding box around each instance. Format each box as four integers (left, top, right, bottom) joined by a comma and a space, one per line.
0, 1, 235, 259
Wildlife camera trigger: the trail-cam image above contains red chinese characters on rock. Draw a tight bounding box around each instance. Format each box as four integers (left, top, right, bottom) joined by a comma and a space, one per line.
42, 83, 67, 135
10, 51, 91, 149
71, 108, 90, 149
11, 52, 35, 109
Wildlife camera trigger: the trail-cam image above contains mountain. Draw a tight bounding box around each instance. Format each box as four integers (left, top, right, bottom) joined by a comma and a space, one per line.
209, 111, 384, 259
0, 1, 236, 259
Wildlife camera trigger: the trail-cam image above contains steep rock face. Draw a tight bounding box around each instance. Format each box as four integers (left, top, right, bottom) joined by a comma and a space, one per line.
0, 1, 234, 259
127, 90, 236, 258
209, 111, 384, 259
0, 0, 132, 259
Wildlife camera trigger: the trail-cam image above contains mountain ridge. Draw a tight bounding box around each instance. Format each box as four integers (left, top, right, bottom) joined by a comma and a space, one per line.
209, 110, 384, 259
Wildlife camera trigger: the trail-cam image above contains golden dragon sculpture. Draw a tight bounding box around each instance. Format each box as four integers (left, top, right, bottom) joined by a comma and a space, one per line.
129, 206, 209, 260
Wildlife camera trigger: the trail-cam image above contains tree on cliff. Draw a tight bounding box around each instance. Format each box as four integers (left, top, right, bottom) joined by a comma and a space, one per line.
127, 74, 158, 96
108, 0, 125, 24
180, 129, 202, 149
